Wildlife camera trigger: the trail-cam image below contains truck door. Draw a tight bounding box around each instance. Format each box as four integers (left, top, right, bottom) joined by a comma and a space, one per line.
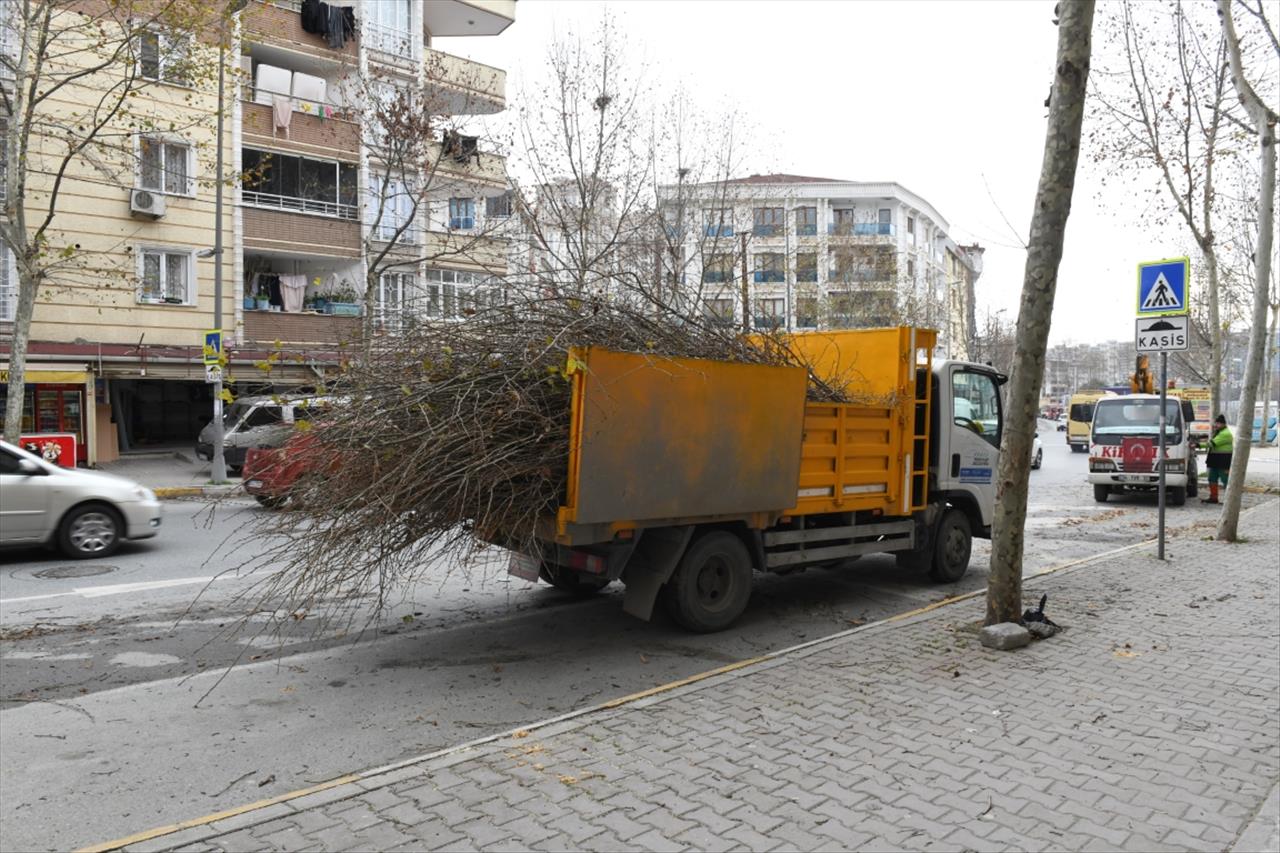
939, 367, 1002, 527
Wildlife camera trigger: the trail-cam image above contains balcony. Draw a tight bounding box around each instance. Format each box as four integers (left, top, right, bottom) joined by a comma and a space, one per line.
426, 230, 508, 274
829, 222, 896, 238
424, 49, 506, 115
422, 137, 508, 191
243, 310, 361, 348
423, 0, 515, 37
241, 97, 359, 159
704, 225, 735, 238
243, 205, 361, 258
241, 0, 357, 62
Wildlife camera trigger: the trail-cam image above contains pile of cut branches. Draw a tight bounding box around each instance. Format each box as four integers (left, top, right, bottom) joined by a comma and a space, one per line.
237, 292, 857, 617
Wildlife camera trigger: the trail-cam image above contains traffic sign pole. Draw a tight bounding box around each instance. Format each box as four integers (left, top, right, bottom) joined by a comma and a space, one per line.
1158, 352, 1167, 560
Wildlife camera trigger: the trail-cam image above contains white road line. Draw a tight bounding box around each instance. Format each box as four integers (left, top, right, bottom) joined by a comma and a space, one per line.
0, 576, 220, 606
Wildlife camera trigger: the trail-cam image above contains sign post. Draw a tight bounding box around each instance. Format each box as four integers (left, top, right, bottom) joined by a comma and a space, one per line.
1136, 258, 1190, 561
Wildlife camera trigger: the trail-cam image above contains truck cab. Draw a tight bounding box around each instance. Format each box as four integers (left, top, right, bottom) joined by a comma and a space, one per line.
1088, 394, 1197, 505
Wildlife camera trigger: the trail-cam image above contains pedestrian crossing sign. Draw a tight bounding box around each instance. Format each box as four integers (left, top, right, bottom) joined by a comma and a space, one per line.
1136, 258, 1189, 317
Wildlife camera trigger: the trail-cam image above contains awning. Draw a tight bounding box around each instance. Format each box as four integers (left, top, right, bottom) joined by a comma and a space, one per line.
0, 365, 91, 384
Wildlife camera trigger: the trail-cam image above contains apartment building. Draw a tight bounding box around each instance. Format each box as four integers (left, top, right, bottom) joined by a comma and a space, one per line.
2, 0, 515, 465
658, 174, 983, 359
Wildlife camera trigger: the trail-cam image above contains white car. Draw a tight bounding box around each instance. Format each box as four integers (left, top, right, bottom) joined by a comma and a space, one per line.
1031, 432, 1044, 470
0, 440, 162, 558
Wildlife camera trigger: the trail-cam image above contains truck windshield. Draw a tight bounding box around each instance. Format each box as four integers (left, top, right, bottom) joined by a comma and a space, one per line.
1093, 400, 1182, 436
1069, 403, 1094, 421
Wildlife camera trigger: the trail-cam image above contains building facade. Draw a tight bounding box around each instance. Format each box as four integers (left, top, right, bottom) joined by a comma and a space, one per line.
657, 174, 982, 359
2, 0, 515, 465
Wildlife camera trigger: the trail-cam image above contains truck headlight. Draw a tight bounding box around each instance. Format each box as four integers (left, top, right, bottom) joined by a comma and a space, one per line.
1090, 458, 1116, 472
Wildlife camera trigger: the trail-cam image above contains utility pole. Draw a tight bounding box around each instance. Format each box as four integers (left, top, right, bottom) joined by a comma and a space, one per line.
741, 231, 750, 333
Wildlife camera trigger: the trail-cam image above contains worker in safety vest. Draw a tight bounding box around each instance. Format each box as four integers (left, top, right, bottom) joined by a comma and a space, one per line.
1202, 414, 1233, 504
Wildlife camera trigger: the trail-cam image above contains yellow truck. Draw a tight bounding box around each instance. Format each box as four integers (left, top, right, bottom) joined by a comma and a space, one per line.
1169, 386, 1211, 446
1066, 390, 1115, 452
501, 327, 1006, 632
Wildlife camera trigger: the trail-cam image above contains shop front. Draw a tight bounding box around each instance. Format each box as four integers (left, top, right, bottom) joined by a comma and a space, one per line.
0, 365, 95, 467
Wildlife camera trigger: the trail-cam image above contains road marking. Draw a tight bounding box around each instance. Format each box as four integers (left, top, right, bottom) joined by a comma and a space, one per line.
0, 576, 219, 606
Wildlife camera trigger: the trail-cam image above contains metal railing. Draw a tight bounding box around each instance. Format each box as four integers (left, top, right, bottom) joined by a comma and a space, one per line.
364, 21, 414, 59
242, 190, 358, 220
829, 222, 895, 237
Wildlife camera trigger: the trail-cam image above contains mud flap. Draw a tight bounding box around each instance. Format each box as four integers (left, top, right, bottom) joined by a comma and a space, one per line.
621, 526, 695, 621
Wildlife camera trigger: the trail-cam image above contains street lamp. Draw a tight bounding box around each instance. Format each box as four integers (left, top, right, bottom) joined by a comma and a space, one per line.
208, 0, 249, 484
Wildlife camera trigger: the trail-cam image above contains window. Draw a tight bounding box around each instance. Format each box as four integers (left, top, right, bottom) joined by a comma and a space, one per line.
702, 254, 733, 284
449, 197, 475, 230
372, 175, 416, 242
242, 148, 358, 218
906, 216, 915, 235
422, 268, 503, 320
376, 272, 410, 331
795, 206, 817, 236
139, 138, 191, 195
953, 370, 1002, 449
829, 291, 857, 326
704, 209, 733, 238
0, 245, 15, 321
796, 252, 817, 283
752, 207, 783, 237
754, 253, 784, 283
831, 208, 856, 236
241, 405, 283, 429
907, 259, 915, 280
796, 295, 818, 329
704, 298, 735, 326
138, 31, 190, 85
485, 194, 512, 218
878, 208, 891, 225
366, 0, 412, 57
754, 297, 785, 330
138, 248, 192, 304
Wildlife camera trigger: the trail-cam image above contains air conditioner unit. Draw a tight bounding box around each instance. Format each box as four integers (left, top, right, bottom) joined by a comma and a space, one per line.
130, 188, 166, 218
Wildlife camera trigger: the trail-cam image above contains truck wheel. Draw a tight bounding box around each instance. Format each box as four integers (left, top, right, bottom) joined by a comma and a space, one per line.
1093, 484, 1110, 503
661, 531, 753, 633
1168, 486, 1186, 507
1186, 462, 1198, 498
928, 510, 971, 583
539, 562, 611, 597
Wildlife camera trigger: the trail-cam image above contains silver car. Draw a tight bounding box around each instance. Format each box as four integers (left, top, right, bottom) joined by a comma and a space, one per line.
0, 440, 162, 558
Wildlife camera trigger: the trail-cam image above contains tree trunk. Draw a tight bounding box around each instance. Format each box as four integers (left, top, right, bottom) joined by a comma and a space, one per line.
986, 0, 1095, 626
1216, 0, 1277, 541
2, 265, 39, 446
1206, 247, 1223, 417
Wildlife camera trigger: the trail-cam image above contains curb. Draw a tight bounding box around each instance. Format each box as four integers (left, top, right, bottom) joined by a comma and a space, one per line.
153, 485, 243, 500
80, 497, 1280, 853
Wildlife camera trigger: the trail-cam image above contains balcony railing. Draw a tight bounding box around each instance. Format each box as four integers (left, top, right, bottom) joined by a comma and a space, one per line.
243, 190, 358, 220
829, 222, 895, 237
797, 270, 818, 283
752, 224, 780, 237
704, 225, 734, 238
364, 22, 414, 59
753, 271, 785, 283
372, 222, 425, 245
795, 224, 817, 236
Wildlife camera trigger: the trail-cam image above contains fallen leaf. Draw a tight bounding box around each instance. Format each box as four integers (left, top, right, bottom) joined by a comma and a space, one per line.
257, 774, 275, 787
639, 654, 649, 664
513, 729, 530, 739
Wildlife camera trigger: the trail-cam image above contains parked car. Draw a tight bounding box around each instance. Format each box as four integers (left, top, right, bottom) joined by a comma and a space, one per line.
242, 431, 333, 508
0, 440, 162, 558
1031, 432, 1044, 470
195, 394, 332, 473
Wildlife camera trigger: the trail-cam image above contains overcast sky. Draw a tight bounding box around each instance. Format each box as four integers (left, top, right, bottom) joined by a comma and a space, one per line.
438, 0, 1214, 347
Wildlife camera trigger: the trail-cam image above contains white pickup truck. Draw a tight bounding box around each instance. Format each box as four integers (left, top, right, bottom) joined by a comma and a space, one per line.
1088, 394, 1198, 506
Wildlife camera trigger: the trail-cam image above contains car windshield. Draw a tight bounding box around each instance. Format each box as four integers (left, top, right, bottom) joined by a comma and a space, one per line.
223, 402, 252, 427
1093, 400, 1181, 435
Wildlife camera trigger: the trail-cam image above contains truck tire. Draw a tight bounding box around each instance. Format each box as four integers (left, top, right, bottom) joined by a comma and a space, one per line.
539, 563, 611, 597
928, 509, 971, 583
1093, 484, 1110, 503
1186, 460, 1198, 498
1168, 486, 1186, 507
661, 531, 753, 633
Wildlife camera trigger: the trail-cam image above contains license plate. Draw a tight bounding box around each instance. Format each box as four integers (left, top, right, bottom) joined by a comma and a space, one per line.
246, 479, 263, 489
508, 552, 541, 582
1116, 475, 1151, 483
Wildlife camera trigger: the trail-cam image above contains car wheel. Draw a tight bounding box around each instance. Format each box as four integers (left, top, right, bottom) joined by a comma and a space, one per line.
661, 531, 753, 633
1093, 484, 1110, 503
928, 509, 972, 583
1032, 449, 1043, 470
58, 503, 122, 559
254, 494, 287, 509
539, 562, 611, 597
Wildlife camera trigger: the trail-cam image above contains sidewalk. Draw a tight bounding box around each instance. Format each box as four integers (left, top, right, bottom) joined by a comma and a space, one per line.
98, 449, 242, 498
91, 501, 1280, 853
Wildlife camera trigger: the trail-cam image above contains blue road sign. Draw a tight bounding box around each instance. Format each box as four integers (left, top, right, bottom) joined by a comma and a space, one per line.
203, 329, 222, 365
1136, 257, 1189, 317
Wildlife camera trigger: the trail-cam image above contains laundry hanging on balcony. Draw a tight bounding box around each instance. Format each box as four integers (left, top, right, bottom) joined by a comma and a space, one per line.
299, 0, 356, 49
279, 275, 308, 313
272, 96, 292, 139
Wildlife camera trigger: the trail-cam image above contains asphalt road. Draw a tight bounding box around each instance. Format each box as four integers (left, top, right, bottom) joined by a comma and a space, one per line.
0, 423, 1262, 851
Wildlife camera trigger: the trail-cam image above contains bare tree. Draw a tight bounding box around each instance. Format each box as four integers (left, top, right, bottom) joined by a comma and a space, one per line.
2, 0, 219, 443
1216, 0, 1277, 541
1090, 0, 1247, 418
987, 0, 1096, 626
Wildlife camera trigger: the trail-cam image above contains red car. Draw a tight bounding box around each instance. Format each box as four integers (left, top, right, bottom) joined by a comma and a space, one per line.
242, 432, 331, 509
